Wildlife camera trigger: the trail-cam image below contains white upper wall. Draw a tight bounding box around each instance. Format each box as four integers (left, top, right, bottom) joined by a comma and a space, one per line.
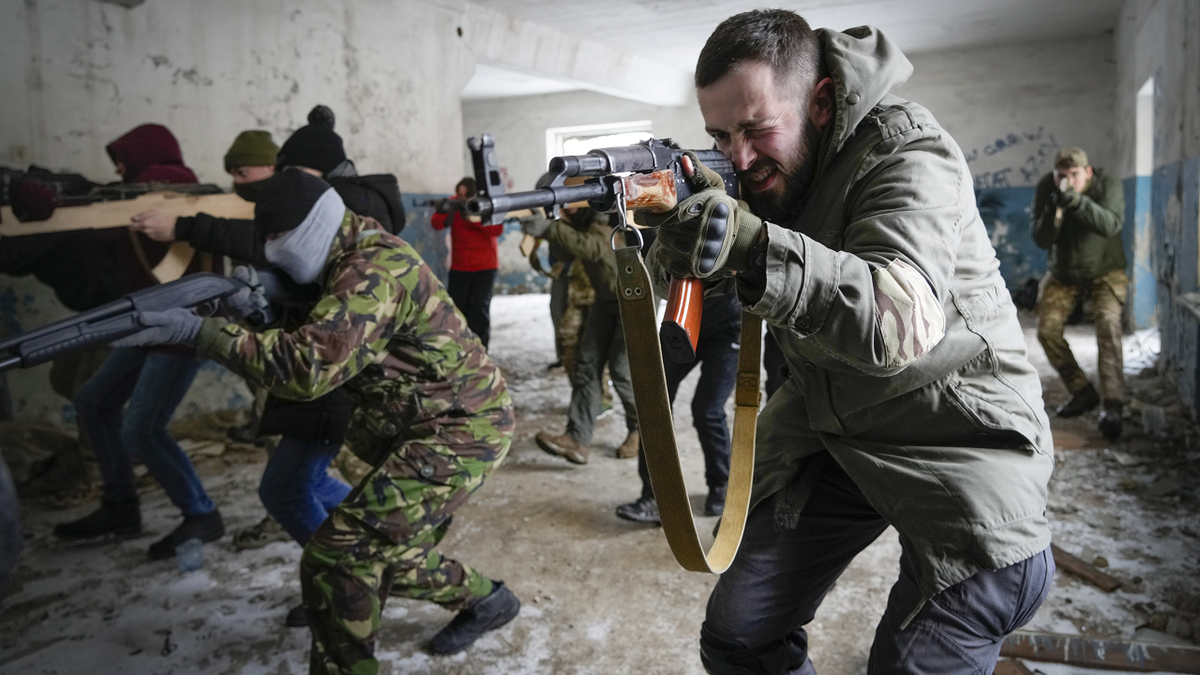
1113, 0, 1200, 175
898, 35, 1115, 189
0, 0, 477, 192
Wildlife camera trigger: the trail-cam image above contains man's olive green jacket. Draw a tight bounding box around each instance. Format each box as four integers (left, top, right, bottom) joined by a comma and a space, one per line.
733, 26, 1054, 626
1032, 168, 1126, 285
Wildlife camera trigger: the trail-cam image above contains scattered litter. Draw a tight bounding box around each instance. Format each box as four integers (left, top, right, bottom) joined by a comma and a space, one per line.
1123, 327, 1161, 376
1142, 405, 1168, 438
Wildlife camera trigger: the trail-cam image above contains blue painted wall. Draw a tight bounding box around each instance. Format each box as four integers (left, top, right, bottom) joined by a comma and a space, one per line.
974, 186, 1045, 291
1124, 176, 1157, 329
1151, 157, 1200, 417
399, 192, 551, 295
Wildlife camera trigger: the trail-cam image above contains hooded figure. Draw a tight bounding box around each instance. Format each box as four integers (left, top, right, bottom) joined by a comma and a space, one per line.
106, 124, 198, 184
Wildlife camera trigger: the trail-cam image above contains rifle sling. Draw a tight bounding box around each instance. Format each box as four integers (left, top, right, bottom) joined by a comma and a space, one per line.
614, 245, 760, 573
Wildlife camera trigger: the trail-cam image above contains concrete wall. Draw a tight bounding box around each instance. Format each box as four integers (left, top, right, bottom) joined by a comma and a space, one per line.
1113, 0, 1200, 417
461, 89, 708, 292
897, 35, 1117, 292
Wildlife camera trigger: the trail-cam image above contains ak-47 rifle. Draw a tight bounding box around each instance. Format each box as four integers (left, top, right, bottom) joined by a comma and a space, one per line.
0, 273, 257, 374
464, 134, 738, 363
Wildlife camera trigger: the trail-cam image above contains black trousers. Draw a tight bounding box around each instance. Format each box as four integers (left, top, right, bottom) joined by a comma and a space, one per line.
701, 456, 1054, 675
447, 269, 496, 348
637, 291, 741, 494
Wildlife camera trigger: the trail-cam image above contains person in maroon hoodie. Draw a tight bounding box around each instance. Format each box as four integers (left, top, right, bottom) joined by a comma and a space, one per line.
53, 124, 226, 560
431, 177, 503, 347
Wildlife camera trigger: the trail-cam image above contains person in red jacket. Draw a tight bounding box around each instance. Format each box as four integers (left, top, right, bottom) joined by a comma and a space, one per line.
431, 177, 503, 347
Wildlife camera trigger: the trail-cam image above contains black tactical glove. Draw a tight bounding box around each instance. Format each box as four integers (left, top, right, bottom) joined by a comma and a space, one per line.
635, 152, 764, 279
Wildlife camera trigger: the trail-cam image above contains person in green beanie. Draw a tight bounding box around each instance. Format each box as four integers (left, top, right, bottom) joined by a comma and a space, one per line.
130, 129, 278, 262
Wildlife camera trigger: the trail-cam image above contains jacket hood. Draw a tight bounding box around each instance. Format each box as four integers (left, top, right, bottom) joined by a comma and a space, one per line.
106, 124, 196, 184
814, 26, 913, 171
330, 173, 406, 234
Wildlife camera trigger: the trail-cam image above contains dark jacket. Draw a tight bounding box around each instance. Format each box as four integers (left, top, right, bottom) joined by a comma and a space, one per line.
174, 174, 405, 265
0, 125, 200, 311
1031, 168, 1126, 284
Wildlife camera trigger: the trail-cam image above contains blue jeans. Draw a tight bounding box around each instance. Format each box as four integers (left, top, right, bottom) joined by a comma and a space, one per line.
74, 348, 213, 516
258, 437, 351, 545
701, 455, 1054, 674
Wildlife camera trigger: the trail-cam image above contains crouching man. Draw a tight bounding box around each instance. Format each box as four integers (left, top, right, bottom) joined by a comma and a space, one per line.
643, 10, 1057, 674
113, 169, 519, 673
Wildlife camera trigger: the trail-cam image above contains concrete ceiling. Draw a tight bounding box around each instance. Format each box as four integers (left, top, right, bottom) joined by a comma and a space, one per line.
462, 0, 1122, 101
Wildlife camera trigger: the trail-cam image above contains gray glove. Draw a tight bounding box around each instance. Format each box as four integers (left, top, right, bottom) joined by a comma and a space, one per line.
226, 266, 275, 324
519, 213, 552, 238
110, 308, 203, 348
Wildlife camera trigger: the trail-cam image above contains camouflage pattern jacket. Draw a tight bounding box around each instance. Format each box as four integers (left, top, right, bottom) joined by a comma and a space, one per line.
196, 212, 511, 465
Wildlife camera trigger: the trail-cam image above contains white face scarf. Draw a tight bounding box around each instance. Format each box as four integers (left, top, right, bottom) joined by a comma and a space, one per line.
263, 187, 347, 284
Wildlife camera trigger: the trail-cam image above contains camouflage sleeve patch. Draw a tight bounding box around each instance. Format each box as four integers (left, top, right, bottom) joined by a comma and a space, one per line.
872, 258, 945, 369
204, 251, 409, 401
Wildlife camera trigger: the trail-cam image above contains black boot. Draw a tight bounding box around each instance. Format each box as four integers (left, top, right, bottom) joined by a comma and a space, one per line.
53, 498, 141, 540
285, 603, 308, 628
615, 496, 661, 525
1056, 383, 1100, 418
1098, 399, 1124, 440
705, 485, 727, 517
148, 509, 225, 560
428, 581, 520, 656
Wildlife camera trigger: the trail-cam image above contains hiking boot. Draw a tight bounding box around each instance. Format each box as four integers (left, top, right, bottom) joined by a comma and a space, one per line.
148, 509, 225, 560
428, 581, 520, 656
1056, 384, 1100, 418
615, 430, 640, 459
225, 423, 266, 446
546, 359, 562, 371
705, 485, 727, 517
535, 431, 588, 465
615, 496, 661, 526
285, 603, 308, 628
232, 515, 291, 550
53, 498, 141, 540
1098, 399, 1124, 440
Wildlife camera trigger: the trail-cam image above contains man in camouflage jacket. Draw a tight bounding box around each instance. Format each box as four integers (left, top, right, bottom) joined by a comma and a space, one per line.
114, 169, 519, 674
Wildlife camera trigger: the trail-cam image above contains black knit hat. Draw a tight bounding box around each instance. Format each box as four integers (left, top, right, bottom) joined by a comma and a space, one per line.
276, 105, 346, 174
254, 168, 332, 236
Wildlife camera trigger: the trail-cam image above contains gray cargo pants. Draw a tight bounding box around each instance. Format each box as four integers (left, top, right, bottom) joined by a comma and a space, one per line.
701, 454, 1054, 675
565, 299, 637, 445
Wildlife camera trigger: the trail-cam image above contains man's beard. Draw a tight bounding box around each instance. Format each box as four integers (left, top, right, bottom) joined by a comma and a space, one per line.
741, 117, 824, 224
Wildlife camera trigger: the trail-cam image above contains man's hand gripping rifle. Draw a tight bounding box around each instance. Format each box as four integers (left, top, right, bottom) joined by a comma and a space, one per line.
0, 272, 281, 374
465, 134, 738, 363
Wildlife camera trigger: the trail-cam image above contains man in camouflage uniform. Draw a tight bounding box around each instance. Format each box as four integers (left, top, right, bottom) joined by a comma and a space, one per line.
1032, 147, 1128, 439
113, 169, 519, 673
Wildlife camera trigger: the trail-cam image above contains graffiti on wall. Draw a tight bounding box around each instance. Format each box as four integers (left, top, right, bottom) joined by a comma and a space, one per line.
966, 126, 1061, 191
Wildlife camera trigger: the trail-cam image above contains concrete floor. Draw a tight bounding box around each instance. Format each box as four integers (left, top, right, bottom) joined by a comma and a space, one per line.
1, 295, 1197, 674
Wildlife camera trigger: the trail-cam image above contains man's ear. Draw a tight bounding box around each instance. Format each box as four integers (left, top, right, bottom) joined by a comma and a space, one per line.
808, 77, 836, 129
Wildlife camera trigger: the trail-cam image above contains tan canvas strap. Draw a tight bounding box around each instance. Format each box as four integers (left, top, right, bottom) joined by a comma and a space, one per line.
615, 245, 761, 573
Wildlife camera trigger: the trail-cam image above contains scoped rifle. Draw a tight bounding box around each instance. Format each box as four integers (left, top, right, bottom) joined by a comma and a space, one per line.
0, 273, 255, 374
464, 134, 738, 363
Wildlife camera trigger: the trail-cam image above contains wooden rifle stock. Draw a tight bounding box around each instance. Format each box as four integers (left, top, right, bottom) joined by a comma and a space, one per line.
661, 277, 703, 363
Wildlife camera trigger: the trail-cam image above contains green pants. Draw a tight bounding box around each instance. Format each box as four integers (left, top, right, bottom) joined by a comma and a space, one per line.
1036, 270, 1127, 401
300, 407, 514, 675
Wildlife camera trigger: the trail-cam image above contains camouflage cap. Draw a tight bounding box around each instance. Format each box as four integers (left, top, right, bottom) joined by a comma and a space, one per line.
1054, 147, 1089, 169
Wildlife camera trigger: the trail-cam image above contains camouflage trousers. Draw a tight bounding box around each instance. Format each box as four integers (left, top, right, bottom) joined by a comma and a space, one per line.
300, 406, 515, 675
1036, 269, 1128, 401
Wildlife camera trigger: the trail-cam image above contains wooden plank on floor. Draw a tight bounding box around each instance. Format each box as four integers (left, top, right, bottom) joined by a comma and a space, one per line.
993, 659, 1035, 675
1052, 542, 1123, 591
1000, 631, 1200, 673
